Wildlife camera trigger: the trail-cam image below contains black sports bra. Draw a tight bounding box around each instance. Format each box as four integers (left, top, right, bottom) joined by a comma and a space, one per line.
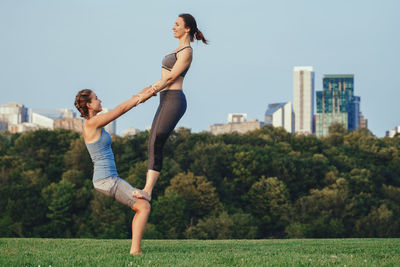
162, 46, 191, 77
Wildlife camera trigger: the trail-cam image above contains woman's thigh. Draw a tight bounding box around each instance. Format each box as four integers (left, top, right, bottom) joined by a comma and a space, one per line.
93, 176, 138, 208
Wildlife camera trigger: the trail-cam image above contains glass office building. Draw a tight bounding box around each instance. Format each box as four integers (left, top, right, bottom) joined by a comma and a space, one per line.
315, 74, 360, 137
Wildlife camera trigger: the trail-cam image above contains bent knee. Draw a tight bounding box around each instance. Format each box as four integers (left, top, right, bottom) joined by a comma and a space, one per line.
134, 199, 151, 213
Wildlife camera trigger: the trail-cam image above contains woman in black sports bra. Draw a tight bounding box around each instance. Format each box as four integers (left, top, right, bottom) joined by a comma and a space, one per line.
133, 13, 208, 201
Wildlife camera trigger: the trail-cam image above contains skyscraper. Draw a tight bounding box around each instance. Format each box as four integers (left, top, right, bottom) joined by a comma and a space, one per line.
293, 66, 314, 134
265, 102, 293, 133
315, 74, 362, 137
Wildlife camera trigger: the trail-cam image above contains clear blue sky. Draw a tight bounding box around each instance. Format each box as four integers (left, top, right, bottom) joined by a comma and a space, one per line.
1, 0, 399, 136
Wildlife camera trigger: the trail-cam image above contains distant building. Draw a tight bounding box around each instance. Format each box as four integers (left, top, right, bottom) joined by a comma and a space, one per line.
31, 109, 63, 120
31, 112, 55, 129
293, 66, 314, 134
265, 102, 293, 133
98, 108, 116, 135
122, 127, 141, 136
359, 112, 368, 129
386, 125, 400, 137
54, 118, 84, 133
59, 109, 75, 119
210, 114, 263, 135
0, 104, 81, 133
353, 96, 361, 129
228, 113, 247, 123
29, 108, 78, 131
8, 123, 40, 134
0, 103, 29, 130
315, 74, 366, 137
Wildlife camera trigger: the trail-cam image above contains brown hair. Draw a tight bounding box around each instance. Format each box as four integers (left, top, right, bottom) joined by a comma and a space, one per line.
179, 13, 208, 44
74, 89, 93, 119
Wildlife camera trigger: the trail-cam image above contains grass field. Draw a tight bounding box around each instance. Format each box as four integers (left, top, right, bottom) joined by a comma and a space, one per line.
1, 238, 399, 266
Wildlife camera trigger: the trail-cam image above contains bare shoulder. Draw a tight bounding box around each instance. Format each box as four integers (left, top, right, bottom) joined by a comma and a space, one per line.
83, 120, 101, 143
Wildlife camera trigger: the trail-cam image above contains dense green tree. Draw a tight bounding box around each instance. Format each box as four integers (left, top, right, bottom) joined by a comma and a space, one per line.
1, 127, 400, 239
355, 204, 398, 237
295, 178, 350, 237
166, 172, 221, 220
64, 138, 92, 180
185, 211, 234, 239
41, 180, 76, 237
11, 129, 79, 182
0, 184, 47, 237
90, 191, 129, 238
150, 191, 187, 238
248, 177, 292, 237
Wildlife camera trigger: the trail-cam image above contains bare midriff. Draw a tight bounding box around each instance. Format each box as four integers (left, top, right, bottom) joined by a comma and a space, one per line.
161, 68, 184, 91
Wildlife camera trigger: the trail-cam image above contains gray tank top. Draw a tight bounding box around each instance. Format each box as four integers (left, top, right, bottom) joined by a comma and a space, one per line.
85, 128, 118, 181
162, 46, 191, 77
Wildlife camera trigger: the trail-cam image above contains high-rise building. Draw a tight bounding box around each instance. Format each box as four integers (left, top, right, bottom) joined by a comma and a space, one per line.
0, 103, 29, 130
315, 74, 364, 137
293, 66, 314, 134
265, 102, 293, 133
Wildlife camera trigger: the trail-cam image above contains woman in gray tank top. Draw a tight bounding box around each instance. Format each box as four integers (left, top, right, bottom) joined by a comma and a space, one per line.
74, 86, 155, 255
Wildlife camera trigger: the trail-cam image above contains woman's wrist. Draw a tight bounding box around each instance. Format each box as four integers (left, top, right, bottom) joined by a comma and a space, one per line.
151, 85, 158, 95
134, 94, 143, 104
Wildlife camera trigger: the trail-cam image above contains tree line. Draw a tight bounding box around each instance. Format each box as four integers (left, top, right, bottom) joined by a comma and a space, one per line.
0, 124, 399, 239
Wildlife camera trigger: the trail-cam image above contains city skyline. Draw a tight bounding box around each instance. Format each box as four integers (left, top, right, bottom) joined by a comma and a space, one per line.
1, 0, 399, 137
0, 69, 389, 136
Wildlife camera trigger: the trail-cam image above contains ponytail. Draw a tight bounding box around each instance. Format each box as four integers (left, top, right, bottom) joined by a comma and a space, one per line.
194, 29, 208, 44
179, 13, 208, 45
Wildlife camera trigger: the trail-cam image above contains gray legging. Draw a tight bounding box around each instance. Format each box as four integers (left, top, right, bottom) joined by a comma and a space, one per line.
148, 90, 187, 171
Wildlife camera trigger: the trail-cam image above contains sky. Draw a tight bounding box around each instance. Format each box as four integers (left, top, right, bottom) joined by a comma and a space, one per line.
0, 0, 399, 137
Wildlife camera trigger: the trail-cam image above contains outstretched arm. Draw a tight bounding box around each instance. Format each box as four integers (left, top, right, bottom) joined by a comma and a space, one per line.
86, 86, 151, 129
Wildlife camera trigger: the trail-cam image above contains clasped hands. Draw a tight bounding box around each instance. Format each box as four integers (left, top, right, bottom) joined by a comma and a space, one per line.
135, 85, 157, 105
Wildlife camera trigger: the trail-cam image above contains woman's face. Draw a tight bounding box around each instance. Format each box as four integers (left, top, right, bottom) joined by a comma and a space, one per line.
172, 17, 189, 39
87, 92, 102, 113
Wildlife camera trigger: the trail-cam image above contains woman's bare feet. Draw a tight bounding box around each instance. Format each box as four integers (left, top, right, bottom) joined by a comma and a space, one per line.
130, 250, 142, 255
132, 189, 151, 201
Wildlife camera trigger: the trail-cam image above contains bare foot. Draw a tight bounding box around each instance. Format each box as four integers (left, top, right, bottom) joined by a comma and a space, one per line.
132, 189, 151, 201
130, 250, 142, 255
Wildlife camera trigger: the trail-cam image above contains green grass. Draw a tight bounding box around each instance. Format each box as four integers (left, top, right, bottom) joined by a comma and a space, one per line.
0, 238, 399, 266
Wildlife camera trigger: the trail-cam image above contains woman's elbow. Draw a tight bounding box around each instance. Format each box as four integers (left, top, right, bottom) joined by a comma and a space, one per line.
166, 75, 178, 84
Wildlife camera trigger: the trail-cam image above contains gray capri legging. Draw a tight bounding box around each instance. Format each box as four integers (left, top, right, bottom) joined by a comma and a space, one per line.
93, 176, 138, 208
148, 90, 187, 172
